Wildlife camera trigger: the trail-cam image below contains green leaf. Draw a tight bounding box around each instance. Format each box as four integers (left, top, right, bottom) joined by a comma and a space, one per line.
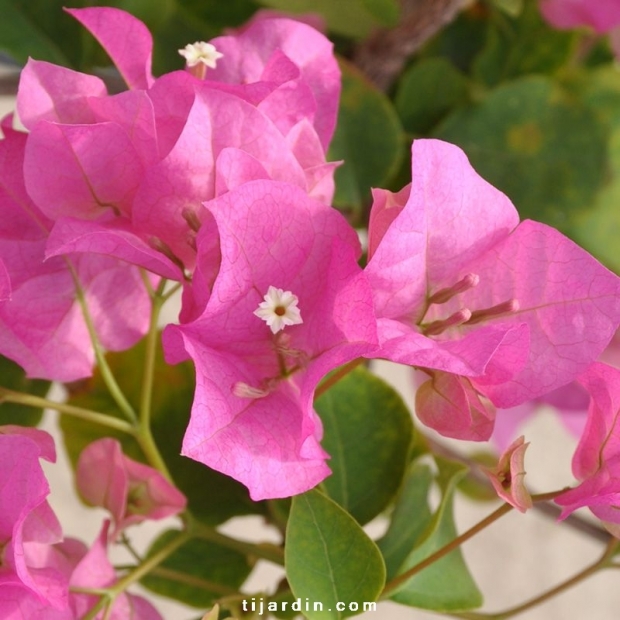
329, 59, 404, 217
488, 0, 523, 17
141, 530, 253, 608
473, 3, 575, 87
103, 0, 177, 32
62, 339, 265, 525
359, 0, 399, 27
395, 57, 469, 134
435, 76, 607, 231
256, 0, 382, 38
563, 66, 620, 272
315, 367, 413, 525
419, 7, 488, 74
0, 355, 50, 427
0, 0, 75, 66
285, 489, 385, 620
385, 458, 483, 611
377, 462, 434, 580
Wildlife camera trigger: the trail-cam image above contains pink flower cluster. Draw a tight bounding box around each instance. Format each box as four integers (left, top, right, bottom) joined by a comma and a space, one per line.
0, 429, 184, 618
3, 7, 620, 531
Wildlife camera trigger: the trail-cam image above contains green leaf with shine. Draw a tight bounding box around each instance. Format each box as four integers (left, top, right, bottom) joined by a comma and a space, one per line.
382, 458, 483, 611
359, 0, 399, 27
315, 367, 413, 525
377, 462, 434, 580
256, 0, 382, 38
62, 339, 265, 525
473, 2, 575, 87
435, 76, 607, 232
395, 57, 469, 134
564, 66, 620, 273
285, 489, 385, 620
329, 59, 404, 217
141, 530, 253, 608
0, 0, 74, 66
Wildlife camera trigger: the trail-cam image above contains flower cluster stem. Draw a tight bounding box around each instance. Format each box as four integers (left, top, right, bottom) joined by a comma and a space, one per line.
315, 358, 365, 398
81, 530, 191, 620
382, 490, 568, 598
0, 387, 134, 434
189, 518, 285, 566
69, 262, 138, 424
381, 502, 513, 598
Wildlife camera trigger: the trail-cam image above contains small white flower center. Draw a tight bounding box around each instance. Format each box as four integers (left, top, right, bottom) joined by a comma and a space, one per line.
254, 286, 303, 334
178, 42, 224, 69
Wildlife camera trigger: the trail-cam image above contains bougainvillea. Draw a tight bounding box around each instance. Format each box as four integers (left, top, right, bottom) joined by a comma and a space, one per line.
2, 3, 620, 618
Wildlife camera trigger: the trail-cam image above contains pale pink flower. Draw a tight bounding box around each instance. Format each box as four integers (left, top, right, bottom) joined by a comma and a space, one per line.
17, 7, 338, 281
366, 139, 620, 440
0, 427, 69, 610
76, 438, 186, 541
163, 180, 377, 499
0, 120, 150, 381
484, 436, 533, 512
69, 522, 162, 619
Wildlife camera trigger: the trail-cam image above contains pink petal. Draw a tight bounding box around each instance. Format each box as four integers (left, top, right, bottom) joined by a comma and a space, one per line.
457, 221, 620, 406
24, 121, 144, 220
415, 372, 496, 441
132, 88, 307, 268
164, 180, 377, 499
17, 59, 105, 129
66, 7, 154, 90
46, 216, 184, 281
207, 17, 340, 148
540, 0, 620, 33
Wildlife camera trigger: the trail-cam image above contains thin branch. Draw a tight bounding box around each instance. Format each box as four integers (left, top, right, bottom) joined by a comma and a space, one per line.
353, 0, 466, 91
426, 435, 611, 544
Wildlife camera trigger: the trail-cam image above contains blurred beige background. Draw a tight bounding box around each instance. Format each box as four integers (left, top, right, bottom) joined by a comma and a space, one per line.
2, 84, 620, 619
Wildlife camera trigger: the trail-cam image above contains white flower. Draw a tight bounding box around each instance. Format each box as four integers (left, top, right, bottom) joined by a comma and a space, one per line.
254, 286, 303, 334
178, 42, 224, 69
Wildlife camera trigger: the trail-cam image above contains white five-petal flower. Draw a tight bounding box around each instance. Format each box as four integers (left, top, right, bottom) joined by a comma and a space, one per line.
254, 286, 303, 334
178, 42, 224, 69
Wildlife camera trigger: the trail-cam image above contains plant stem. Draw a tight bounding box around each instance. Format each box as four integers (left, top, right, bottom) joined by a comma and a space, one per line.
381, 502, 513, 597
426, 434, 611, 544
189, 518, 285, 566
139, 280, 166, 428
315, 358, 365, 398
453, 537, 620, 620
382, 490, 567, 598
149, 565, 238, 596
0, 387, 134, 434
135, 279, 173, 480
69, 264, 137, 424
82, 530, 191, 620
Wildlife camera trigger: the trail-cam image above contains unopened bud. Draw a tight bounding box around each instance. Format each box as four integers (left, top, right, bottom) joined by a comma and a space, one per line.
423, 309, 472, 336
428, 273, 480, 305
467, 299, 519, 325
148, 236, 185, 271
182, 208, 202, 232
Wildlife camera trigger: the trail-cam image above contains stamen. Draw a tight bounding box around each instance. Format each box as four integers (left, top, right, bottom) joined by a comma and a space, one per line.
423, 309, 472, 336
428, 273, 479, 305
182, 208, 202, 232
148, 236, 185, 271
232, 382, 269, 399
466, 299, 520, 325
186, 232, 197, 252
